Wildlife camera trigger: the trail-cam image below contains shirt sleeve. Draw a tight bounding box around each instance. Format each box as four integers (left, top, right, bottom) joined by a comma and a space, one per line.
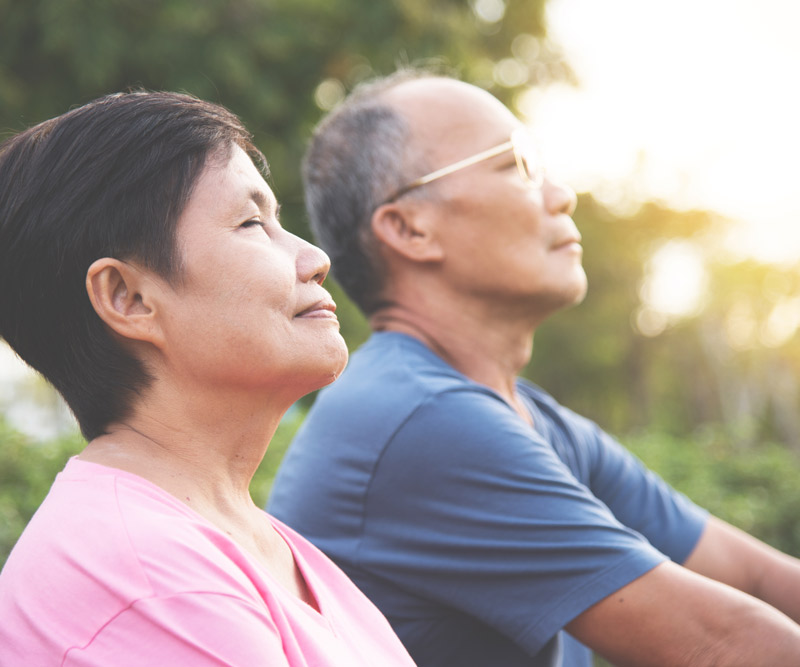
356, 387, 667, 656
527, 387, 709, 564
64, 592, 289, 667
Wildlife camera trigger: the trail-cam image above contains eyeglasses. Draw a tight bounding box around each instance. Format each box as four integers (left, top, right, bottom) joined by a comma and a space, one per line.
381, 128, 545, 205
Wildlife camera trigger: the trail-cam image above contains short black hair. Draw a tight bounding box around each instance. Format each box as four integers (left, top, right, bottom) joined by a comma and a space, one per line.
0, 91, 264, 440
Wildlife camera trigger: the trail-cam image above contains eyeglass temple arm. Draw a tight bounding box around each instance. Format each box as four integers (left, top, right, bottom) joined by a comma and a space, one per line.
383, 139, 514, 204
408, 140, 515, 189
388, 139, 515, 201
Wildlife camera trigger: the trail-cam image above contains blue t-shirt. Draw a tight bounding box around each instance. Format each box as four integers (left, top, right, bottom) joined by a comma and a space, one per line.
269, 332, 708, 666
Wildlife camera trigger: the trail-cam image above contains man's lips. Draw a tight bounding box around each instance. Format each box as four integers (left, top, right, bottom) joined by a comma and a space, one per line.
553, 235, 582, 251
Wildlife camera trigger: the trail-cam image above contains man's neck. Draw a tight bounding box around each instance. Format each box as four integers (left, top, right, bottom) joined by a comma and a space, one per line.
370, 299, 536, 421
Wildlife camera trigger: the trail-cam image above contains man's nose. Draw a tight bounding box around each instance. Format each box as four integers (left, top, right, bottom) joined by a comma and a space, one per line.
544, 177, 577, 217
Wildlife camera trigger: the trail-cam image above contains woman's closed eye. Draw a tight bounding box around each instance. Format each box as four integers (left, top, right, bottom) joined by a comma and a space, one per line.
240, 218, 267, 232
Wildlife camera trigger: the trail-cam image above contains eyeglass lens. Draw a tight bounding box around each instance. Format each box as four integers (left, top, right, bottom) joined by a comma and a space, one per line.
514, 134, 543, 186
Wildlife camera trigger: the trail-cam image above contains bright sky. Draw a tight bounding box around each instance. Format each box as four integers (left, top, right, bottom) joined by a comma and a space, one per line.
521, 0, 800, 263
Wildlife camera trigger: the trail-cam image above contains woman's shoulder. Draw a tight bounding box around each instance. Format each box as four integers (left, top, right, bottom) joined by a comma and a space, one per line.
5, 459, 267, 602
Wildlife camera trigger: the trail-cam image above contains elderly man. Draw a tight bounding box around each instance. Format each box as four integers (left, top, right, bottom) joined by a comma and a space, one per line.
269, 71, 800, 666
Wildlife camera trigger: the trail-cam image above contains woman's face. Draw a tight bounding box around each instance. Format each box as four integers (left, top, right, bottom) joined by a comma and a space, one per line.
153, 144, 348, 401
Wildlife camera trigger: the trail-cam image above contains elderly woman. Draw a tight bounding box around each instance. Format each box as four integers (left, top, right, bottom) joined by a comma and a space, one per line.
0, 92, 415, 666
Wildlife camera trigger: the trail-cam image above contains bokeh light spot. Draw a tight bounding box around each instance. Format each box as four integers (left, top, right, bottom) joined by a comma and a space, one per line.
314, 78, 345, 111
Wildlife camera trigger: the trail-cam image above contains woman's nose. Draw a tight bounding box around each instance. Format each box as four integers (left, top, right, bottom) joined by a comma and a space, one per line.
298, 237, 331, 285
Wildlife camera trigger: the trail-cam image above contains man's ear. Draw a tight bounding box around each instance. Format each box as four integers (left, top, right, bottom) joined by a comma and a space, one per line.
85, 258, 164, 346
370, 202, 444, 263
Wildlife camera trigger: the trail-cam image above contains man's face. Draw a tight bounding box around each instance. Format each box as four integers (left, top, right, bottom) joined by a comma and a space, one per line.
387, 78, 587, 323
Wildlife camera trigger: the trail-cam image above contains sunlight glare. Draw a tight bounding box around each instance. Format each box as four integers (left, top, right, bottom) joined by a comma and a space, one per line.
637, 240, 707, 335
526, 0, 800, 262
761, 297, 800, 348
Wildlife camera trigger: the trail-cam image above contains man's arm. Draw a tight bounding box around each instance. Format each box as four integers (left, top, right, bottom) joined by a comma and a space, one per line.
566, 560, 800, 666
684, 515, 800, 623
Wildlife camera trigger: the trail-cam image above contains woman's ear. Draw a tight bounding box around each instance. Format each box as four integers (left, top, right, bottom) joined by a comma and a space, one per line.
85, 258, 164, 346
370, 202, 444, 263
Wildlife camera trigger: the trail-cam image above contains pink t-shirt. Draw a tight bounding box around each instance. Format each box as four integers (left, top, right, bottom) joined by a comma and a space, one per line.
0, 458, 415, 666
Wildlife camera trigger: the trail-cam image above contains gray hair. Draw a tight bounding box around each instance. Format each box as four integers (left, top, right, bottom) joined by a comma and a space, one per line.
302, 69, 434, 314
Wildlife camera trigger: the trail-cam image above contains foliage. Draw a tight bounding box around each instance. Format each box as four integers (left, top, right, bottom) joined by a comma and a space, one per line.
0, 418, 84, 567
625, 426, 800, 556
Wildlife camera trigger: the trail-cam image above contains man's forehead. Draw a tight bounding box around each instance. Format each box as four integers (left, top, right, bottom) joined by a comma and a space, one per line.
383, 77, 518, 151
383, 78, 486, 119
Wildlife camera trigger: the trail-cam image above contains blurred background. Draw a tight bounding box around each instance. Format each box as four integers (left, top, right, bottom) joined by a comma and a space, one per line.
2, 0, 800, 573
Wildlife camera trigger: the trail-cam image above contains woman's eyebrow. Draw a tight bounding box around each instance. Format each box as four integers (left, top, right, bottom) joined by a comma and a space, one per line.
249, 188, 278, 216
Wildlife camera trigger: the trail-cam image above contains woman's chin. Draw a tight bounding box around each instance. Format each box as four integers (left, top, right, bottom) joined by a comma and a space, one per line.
300, 338, 349, 394
322, 340, 349, 387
